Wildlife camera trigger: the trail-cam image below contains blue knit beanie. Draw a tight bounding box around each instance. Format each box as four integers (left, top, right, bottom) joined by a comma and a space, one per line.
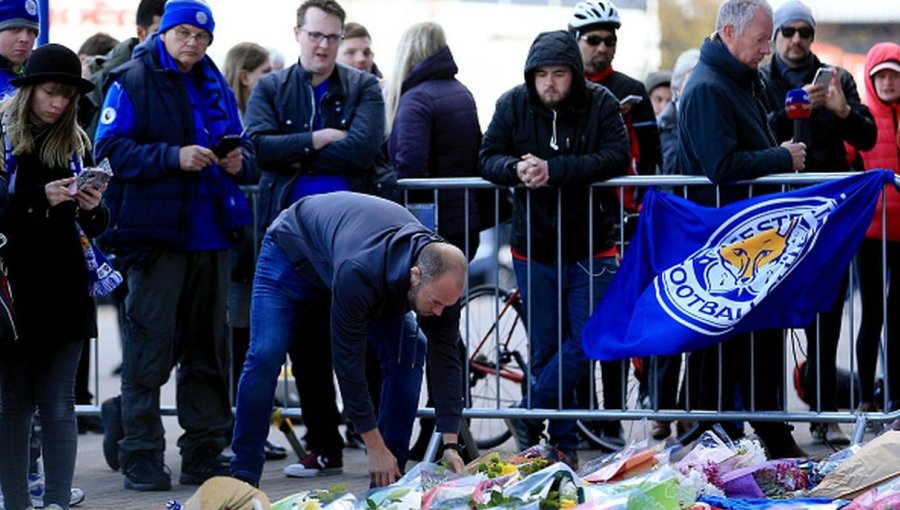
0, 0, 40, 35
772, 0, 816, 40
159, 0, 214, 38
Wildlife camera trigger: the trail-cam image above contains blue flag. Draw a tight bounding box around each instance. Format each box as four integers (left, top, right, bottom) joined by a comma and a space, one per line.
582, 170, 895, 361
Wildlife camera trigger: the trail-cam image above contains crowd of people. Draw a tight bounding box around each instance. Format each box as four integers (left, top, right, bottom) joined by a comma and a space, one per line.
0, 0, 897, 507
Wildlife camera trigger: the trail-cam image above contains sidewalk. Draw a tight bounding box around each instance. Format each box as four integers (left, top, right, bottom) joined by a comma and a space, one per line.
67, 306, 855, 508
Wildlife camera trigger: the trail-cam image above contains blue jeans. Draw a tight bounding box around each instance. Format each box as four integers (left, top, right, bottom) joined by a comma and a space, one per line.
513, 256, 617, 452
230, 236, 425, 484
0, 341, 82, 510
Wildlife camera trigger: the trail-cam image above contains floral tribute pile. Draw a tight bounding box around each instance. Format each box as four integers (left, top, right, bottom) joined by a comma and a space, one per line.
166, 430, 900, 509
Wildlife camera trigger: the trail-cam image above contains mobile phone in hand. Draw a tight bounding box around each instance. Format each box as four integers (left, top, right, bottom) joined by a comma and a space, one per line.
812, 67, 833, 88
212, 135, 241, 158
619, 94, 643, 107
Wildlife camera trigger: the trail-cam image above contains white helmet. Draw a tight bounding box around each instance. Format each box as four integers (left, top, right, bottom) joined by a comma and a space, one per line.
568, 0, 621, 33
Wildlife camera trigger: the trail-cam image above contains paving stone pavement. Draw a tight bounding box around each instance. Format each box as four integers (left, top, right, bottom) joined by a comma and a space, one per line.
64, 306, 864, 508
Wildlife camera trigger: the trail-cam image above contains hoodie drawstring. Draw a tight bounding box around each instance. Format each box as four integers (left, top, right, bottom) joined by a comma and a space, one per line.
550, 110, 559, 151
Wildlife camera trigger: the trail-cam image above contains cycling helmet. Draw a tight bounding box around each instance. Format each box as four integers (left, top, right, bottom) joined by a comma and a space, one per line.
568, 0, 622, 34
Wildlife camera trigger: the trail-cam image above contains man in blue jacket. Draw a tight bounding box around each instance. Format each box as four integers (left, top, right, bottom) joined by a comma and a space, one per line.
242, 0, 385, 478
94, 0, 256, 492
0, 0, 39, 96
677, 0, 807, 458
230, 192, 468, 488
480, 30, 630, 465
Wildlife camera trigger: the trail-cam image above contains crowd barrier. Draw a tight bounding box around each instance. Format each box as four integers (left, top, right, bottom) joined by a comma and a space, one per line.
76, 173, 900, 458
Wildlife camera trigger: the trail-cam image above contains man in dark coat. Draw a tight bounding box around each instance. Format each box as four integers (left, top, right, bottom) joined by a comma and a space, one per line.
94, 0, 255, 491
759, 0, 876, 446
677, 0, 807, 459
242, 0, 385, 478
480, 29, 630, 464
230, 192, 468, 488
568, 0, 661, 177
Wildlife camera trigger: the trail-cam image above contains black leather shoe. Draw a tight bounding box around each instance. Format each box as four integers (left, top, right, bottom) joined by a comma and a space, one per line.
101, 396, 124, 471
264, 440, 287, 461
180, 444, 230, 486
123, 450, 171, 491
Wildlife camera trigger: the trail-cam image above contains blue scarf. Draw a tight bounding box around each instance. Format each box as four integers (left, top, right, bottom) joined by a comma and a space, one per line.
4, 131, 123, 297
156, 38, 251, 231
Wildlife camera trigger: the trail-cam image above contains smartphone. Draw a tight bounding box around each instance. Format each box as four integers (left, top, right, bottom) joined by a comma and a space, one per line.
812, 67, 833, 88
619, 94, 643, 107
69, 167, 113, 195
212, 135, 241, 158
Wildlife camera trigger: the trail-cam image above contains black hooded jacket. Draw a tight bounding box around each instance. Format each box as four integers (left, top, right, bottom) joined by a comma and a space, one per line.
480, 30, 630, 264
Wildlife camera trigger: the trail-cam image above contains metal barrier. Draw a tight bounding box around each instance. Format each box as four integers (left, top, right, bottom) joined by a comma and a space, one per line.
77, 174, 899, 456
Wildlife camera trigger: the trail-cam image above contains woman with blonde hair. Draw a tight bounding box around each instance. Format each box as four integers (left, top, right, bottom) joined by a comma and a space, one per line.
385, 21, 481, 252
385, 22, 482, 461
224, 42, 270, 118
0, 43, 113, 510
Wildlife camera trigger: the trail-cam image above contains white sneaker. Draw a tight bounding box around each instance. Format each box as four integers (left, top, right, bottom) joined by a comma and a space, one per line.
811, 423, 851, 445
25, 473, 86, 508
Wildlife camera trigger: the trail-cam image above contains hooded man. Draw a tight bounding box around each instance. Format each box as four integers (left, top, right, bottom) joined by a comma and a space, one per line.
480, 30, 630, 465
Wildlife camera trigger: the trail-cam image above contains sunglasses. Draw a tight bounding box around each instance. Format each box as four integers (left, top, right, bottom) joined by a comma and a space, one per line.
580, 34, 617, 47
780, 26, 814, 39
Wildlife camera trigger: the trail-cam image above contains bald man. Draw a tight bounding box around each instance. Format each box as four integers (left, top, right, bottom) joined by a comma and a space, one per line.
230, 192, 468, 488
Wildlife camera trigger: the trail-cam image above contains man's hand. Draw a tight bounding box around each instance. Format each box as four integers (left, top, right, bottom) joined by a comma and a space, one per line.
518, 154, 550, 189
824, 73, 851, 119
802, 83, 827, 109
361, 428, 401, 487
45, 177, 76, 206
781, 141, 807, 172
442, 449, 466, 474
179, 145, 216, 171
219, 147, 243, 176
312, 128, 348, 150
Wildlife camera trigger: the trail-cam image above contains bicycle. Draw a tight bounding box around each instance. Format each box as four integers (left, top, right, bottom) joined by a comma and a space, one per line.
460, 284, 645, 452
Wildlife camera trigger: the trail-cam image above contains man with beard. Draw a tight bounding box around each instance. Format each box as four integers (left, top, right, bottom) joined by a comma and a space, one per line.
759, 0, 876, 446
568, 0, 661, 177
480, 30, 630, 466
230, 192, 468, 488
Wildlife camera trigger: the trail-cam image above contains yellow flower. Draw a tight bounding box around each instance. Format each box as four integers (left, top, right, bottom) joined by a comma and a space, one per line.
300, 499, 322, 510
560, 498, 577, 509
499, 463, 518, 476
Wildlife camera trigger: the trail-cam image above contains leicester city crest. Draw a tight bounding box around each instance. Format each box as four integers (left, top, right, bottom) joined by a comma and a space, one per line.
654, 195, 840, 336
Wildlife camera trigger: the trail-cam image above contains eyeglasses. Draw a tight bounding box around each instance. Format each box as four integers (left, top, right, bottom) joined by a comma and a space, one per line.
780, 26, 814, 39
172, 27, 211, 45
580, 34, 617, 47
301, 29, 344, 46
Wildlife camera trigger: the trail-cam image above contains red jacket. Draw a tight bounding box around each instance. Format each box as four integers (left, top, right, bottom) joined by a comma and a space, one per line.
861, 42, 900, 241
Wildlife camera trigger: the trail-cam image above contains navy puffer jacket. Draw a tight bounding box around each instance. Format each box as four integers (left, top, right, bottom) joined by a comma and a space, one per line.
388, 46, 481, 238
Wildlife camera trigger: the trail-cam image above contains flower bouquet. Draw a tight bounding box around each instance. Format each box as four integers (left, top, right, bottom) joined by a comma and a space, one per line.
270, 483, 356, 510
720, 459, 810, 499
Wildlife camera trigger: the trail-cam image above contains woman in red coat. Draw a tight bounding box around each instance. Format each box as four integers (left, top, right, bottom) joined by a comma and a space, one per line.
855, 41, 900, 415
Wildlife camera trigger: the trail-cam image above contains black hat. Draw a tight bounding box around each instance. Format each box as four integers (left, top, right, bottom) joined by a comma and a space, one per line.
10, 43, 94, 94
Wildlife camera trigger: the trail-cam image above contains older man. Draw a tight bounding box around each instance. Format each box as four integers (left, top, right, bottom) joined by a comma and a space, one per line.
230, 192, 468, 488
94, 0, 255, 491
759, 0, 876, 446
677, 0, 807, 458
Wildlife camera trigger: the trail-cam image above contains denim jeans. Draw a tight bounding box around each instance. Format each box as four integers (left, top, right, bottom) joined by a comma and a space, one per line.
0, 341, 82, 510
513, 255, 618, 452
231, 236, 426, 484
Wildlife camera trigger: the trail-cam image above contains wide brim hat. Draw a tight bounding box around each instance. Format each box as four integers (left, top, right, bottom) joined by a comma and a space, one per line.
10, 43, 94, 94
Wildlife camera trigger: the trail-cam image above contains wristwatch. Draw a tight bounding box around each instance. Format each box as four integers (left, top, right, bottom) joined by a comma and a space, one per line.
442, 442, 466, 455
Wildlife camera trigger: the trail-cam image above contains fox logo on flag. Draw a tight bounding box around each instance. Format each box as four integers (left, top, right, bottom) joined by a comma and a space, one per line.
582, 170, 896, 361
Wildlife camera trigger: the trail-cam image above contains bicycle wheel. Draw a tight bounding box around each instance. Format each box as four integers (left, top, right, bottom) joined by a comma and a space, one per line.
575, 360, 643, 452
461, 285, 529, 449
